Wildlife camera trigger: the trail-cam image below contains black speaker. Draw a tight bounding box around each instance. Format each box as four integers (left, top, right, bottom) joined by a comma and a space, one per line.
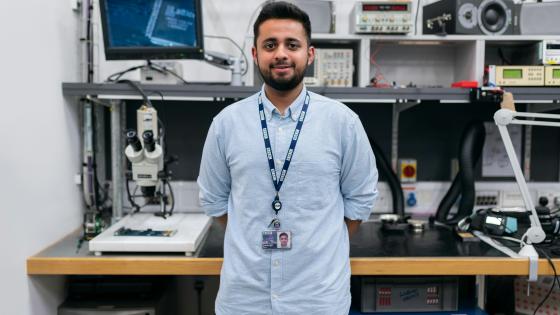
423, 0, 519, 35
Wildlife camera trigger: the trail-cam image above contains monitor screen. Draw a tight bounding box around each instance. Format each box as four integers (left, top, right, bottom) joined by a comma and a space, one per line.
100, 0, 204, 60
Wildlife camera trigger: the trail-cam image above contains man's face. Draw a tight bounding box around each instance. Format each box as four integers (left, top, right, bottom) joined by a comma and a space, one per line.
252, 18, 315, 91
280, 234, 289, 247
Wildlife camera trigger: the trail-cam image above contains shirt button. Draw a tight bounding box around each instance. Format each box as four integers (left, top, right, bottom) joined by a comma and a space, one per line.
279, 127, 283, 132
273, 259, 280, 266
272, 294, 278, 299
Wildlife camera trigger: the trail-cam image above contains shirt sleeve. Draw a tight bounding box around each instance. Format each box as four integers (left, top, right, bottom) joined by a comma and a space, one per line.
340, 115, 379, 222
197, 118, 231, 217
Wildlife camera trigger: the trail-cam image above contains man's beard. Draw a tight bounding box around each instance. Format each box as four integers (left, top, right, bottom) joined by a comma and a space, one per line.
257, 59, 308, 91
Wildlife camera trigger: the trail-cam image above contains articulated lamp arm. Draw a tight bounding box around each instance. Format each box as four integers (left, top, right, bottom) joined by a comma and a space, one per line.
493, 94, 560, 246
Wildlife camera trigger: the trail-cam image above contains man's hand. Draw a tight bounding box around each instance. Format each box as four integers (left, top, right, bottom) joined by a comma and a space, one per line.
344, 218, 361, 238
216, 214, 228, 227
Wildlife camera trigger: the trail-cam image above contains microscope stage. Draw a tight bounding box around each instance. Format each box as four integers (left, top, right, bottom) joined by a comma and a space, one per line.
89, 212, 212, 256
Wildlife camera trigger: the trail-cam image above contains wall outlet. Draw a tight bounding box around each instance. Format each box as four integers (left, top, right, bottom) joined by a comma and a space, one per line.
74, 173, 82, 185
71, 0, 81, 11
499, 190, 524, 208
474, 190, 500, 209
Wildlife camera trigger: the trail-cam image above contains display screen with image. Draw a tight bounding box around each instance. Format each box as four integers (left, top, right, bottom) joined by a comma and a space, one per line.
100, 0, 203, 60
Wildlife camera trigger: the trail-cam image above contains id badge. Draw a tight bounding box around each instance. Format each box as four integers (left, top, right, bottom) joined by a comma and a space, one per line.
262, 230, 291, 249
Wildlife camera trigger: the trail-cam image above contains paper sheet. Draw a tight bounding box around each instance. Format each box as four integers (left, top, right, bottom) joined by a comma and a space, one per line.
482, 122, 522, 177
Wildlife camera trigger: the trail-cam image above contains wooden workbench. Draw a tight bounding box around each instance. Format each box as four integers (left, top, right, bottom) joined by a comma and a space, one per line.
27, 221, 560, 276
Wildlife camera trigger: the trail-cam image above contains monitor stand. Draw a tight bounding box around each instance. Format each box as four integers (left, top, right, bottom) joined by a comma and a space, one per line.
140, 60, 184, 84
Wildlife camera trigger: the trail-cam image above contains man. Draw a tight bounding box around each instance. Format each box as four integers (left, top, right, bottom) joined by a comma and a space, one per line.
279, 232, 289, 248
197, 2, 378, 314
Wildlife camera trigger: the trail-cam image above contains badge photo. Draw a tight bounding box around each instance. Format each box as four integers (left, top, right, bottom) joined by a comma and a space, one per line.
277, 231, 291, 249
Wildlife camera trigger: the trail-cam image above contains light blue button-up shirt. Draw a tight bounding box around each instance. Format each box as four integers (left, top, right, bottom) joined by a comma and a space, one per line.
197, 85, 378, 315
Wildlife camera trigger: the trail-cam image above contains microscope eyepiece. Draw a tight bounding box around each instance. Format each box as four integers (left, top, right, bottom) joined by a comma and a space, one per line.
126, 130, 142, 152
143, 130, 156, 152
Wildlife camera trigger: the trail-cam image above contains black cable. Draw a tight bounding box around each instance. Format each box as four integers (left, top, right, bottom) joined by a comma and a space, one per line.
107, 65, 140, 82
160, 66, 189, 84
369, 136, 405, 217
107, 61, 192, 84
435, 121, 486, 225
147, 89, 165, 104
533, 247, 559, 315
166, 181, 175, 215
415, 0, 421, 36
95, 173, 111, 206
498, 48, 512, 65
150, 90, 173, 218
145, 90, 167, 139
76, 237, 85, 254
147, 91, 165, 137
85, 0, 93, 83
144, 90, 170, 188
148, 61, 191, 85
82, 0, 97, 245
84, 96, 112, 108
157, 117, 166, 137
194, 280, 204, 315
106, 65, 145, 82
116, 79, 154, 107
83, 100, 100, 210
148, 89, 165, 101
126, 178, 142, 213
90, 101, 102, 209
205, 35, 249, 76
145, 90, 170, 176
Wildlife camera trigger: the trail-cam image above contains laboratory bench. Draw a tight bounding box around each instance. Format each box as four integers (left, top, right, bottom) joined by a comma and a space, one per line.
52, 82, 560, 278
27, 220, 560, 276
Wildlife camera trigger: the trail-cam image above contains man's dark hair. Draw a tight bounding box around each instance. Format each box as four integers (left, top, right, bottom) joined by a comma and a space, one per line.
253, 1, 312, 47
279, 232, 288, 238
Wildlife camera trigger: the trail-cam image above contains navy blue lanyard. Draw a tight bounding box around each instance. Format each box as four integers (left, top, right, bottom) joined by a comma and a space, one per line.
258, 91, 310, 214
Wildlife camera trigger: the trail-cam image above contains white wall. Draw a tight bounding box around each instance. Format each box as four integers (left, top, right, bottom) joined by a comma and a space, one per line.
0, 1, 83, 314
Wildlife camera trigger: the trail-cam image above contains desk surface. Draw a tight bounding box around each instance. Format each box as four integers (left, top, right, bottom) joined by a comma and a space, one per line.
27, 221, 560, 276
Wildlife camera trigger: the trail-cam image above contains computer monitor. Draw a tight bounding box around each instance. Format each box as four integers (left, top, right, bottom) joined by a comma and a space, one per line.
99, 0, 204, 60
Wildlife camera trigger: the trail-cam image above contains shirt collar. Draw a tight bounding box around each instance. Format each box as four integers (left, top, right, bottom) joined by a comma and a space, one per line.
259, 84, 308, 122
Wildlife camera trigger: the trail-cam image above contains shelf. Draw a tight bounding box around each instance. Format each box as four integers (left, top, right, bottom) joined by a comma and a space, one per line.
312, 34, 363, 42
62, 82, 560, 103
309, 34, 560, 88
313, 33, 560, 42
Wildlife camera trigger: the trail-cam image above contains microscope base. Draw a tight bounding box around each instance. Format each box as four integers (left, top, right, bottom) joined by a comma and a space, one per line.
89, 212, 212, 256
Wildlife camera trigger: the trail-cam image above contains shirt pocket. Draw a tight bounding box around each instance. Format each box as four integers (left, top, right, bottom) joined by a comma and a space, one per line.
291, 161, 340, 211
